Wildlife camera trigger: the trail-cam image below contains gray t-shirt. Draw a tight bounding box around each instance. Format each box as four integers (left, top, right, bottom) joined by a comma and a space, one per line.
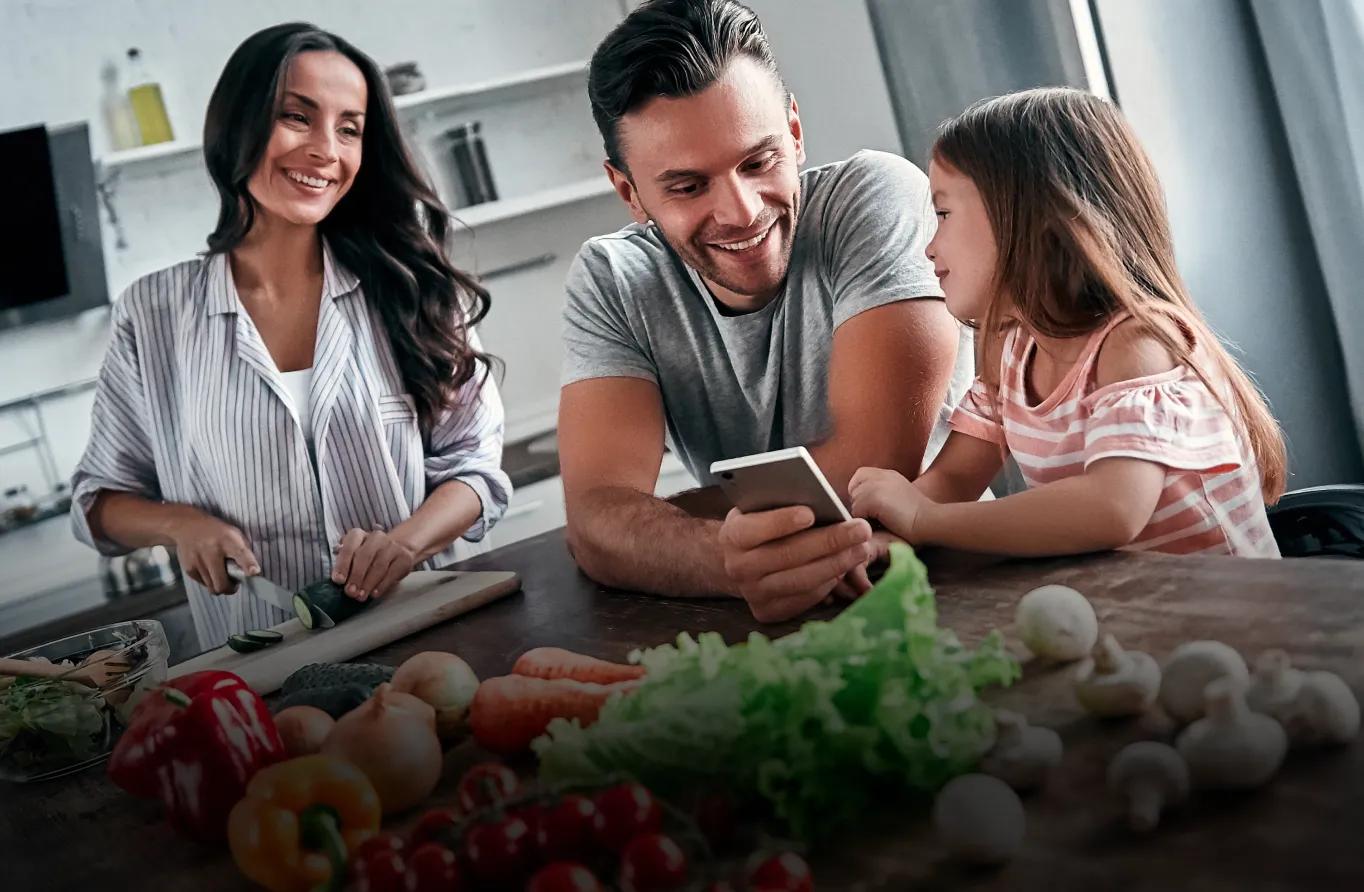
561, 149, 973, 485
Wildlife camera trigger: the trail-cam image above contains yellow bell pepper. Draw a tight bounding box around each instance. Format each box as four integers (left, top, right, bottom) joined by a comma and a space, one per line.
227, 755, 382, 892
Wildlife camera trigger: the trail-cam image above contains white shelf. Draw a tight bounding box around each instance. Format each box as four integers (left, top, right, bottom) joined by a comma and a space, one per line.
451, 177, 615, 228
392, 59, 587, 115
99, 138, 200, 170
97, 59, 589, 174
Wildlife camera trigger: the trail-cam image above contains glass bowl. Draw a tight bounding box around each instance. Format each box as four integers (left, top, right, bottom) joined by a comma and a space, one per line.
0, 619, 169, 782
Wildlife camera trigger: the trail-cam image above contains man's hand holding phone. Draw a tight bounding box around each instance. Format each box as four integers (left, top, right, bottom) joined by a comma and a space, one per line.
717, 505, 875, 622
710, 447, 877, 623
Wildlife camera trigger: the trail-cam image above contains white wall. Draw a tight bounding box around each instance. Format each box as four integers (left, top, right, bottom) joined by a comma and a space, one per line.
746, 0, 903, 164
1095, 0, 1364, 486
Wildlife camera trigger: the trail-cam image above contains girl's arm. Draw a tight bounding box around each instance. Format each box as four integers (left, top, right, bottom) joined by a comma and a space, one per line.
912, 431, 1005, 503
916, 457, 1167, 556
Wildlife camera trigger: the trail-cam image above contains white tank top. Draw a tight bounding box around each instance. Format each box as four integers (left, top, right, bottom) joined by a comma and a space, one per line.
278, 367, 315, 443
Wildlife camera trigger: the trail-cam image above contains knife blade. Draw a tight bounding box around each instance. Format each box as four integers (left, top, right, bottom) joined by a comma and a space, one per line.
226, 560, 296, 613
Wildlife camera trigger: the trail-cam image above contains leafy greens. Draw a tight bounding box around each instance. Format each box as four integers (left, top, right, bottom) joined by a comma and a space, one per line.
534, 543, 1020, 837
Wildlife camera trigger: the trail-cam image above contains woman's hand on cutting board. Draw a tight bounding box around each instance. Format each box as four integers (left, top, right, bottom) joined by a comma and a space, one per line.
331, 528, 418, 602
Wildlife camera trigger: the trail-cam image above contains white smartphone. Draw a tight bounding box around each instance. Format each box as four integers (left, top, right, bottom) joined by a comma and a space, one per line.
710, 446, 852, 526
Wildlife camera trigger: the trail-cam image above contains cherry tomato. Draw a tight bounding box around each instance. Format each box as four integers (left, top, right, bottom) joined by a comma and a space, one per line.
526, 861, 606, 892
408, 807, 460, 849
591, 783, 662, 852
455, 762, 521, 814
748, 851, 814, 892
693, 791, 736, 849
535, 794, 599, 862
463, 813, 532, 887
619, 833, 689, 892
349, 833, 407, 892
405, 842, 463, 892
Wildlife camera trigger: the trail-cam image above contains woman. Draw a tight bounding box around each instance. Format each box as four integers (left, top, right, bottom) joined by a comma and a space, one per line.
71, 23, 511, 648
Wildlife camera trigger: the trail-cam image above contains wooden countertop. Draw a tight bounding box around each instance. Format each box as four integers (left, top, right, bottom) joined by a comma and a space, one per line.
5, 528, 1363, 890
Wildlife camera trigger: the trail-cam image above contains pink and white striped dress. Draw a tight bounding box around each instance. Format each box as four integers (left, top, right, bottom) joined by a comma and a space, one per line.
949, 316, 1279, 557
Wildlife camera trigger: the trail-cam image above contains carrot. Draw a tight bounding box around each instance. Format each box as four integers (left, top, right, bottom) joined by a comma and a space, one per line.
511, 646, 647, 684
469, 674, 636, 754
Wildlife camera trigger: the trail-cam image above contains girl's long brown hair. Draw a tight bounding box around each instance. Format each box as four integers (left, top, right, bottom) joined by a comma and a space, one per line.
933, 88, 1286, 501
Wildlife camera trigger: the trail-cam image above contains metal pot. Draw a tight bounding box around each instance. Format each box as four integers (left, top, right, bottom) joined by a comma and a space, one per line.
121, 545, 177, 592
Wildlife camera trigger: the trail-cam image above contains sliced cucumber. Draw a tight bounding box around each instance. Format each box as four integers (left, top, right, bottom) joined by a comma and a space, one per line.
294, 580, 369, 630
242, 630, 283, 645
228, 633, 271, 654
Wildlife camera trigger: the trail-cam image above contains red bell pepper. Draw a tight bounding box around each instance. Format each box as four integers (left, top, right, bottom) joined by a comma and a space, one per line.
108, 670, 285, 841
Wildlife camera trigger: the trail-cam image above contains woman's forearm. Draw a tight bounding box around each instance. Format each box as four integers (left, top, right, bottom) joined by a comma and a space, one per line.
89, 491, 204, 550
391, 479, 485, 563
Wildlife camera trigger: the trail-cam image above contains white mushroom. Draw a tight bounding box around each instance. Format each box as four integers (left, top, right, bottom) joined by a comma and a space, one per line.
1245, 649, 1304, 721
1158, 640, 1249, 724
1015, 585, 1099, 662
932, 773, 1026, 864
1107, 742, 1189, 832
979, 710, 1063, 791
1175, 676, 1287, 789
1279, 671, 1360, 747
1075, 634, 1161, 717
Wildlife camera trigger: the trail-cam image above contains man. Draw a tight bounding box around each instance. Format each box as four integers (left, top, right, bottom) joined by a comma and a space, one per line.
558, 0, 971, 622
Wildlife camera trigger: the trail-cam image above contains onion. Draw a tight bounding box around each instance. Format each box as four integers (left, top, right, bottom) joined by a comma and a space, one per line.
273, 705, 335, 757
391, 651, 480, 743
321, 683, 443, 814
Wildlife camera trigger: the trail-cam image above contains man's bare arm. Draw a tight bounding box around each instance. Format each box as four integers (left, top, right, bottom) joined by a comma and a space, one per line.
559, 377, 730, 595
559, 377, 873, 619
807, 299, 960, 497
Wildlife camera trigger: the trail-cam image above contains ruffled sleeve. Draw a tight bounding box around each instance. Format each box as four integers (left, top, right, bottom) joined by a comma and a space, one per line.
949, 376, 1007, 447
1082, 375, 1243, 473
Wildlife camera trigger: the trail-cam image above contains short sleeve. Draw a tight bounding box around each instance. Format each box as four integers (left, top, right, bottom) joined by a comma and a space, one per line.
1082, 378, 1242, 473
823, 151, 944, 329
560, 243, 658, 386
70, 292, 163, 554
424, 330, 511, 543
948, 376, 1007, 447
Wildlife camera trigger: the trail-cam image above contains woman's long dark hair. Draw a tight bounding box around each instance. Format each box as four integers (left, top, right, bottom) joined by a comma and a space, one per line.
203, 22, 493, 430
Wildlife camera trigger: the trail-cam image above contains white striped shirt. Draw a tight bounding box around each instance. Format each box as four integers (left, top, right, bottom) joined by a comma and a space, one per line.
70, 243, 512, 647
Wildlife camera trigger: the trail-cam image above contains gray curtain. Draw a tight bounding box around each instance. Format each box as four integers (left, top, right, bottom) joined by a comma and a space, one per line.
866, 0, 1092, 163
1249, 0, 1364, 463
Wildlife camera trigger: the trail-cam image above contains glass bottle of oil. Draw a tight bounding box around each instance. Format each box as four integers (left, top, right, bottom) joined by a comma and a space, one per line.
125, 47, 174, 145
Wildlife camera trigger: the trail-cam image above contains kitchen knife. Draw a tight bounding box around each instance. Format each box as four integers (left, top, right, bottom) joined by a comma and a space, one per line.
225, 560, 297, 614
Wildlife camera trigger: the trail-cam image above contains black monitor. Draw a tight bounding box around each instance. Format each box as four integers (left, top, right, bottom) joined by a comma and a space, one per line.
0, 122, 109, 329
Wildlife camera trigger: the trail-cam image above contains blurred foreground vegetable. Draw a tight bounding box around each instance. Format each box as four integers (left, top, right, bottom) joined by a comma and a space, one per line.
534, 544, 1019, 837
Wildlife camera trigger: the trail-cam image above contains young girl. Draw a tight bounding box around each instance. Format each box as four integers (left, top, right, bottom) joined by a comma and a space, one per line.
849, 88, 1285, 558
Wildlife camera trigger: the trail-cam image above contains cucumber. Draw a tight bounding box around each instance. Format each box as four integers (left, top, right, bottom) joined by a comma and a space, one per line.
275, 683, 371, 718
281, 662, 394, 696
293, 580, 369, 630
227, 633, 271, 654
243, 630, 283, 644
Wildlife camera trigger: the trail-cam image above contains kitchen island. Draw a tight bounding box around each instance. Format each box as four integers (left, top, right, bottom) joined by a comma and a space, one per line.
5, 526, 1363, 890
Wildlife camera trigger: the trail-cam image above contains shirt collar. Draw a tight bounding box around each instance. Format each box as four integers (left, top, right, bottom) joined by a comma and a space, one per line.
202, 237, 360, 316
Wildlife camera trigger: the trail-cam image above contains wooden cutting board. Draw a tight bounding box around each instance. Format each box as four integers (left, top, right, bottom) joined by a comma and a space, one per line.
168, 569, 520, 694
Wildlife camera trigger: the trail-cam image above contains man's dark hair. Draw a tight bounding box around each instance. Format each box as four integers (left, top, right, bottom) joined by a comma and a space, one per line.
588, 0, 786, 171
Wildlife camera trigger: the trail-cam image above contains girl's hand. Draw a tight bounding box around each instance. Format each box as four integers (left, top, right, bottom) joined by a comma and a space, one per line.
332, 528, 418, 602
849, 467, 935, 543
167, 507, 260, 595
